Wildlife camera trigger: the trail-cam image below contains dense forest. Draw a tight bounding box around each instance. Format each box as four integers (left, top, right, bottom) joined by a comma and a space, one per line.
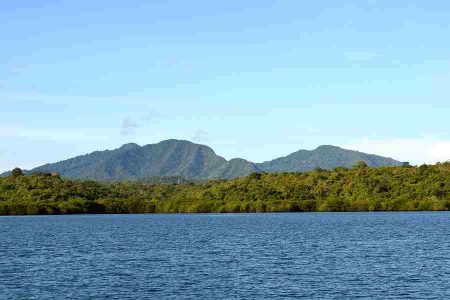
1, 162, 450, 215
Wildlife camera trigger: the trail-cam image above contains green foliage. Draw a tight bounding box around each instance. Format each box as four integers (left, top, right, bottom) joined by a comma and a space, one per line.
1, 163, 449, 215
354, 161, 368, 168
12, 168, 24, 177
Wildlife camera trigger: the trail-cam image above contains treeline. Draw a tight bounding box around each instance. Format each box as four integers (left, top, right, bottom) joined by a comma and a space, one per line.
1, 162, 450, 215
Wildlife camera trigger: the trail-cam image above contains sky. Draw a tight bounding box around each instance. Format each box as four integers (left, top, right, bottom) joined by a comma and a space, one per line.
1, 0, 450, 172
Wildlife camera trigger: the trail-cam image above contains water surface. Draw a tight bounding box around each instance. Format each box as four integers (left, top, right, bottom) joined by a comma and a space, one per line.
1, 212, 450, 299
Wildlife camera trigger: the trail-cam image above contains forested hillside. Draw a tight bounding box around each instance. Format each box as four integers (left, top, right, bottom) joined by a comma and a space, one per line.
256, 145, 401, 172
1, 140, 401, 181
1, 162, 449, 215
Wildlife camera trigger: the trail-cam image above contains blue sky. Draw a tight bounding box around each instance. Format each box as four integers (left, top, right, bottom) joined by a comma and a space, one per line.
1, 0, 450, 172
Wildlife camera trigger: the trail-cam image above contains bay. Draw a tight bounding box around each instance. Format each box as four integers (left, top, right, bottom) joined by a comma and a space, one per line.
1, 212, 450, 299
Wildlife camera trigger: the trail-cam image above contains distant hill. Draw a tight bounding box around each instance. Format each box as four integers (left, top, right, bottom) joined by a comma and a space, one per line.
1, 140, 402, 181
30, 140, 230, 181
256, 145, 401, 172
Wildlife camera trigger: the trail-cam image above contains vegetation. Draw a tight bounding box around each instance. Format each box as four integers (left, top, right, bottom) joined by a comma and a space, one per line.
1, 163, 450, 215
1, 140, 401, 181
257, 145, 401, 172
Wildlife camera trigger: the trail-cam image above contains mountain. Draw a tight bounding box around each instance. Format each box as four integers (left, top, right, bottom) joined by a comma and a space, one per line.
31, 140, 229, 181
256, 145, 401, 172
211, 158, 261, 179
1, 140, 402, 181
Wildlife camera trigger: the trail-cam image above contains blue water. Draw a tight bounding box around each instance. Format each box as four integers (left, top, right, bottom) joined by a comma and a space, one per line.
1, 213, 450, 299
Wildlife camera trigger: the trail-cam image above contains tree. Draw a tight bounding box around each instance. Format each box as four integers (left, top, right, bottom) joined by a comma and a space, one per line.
354, 161, 368, 169
2, 163, 450, 215
248, 172, 262, 180
12, 168, 24, 177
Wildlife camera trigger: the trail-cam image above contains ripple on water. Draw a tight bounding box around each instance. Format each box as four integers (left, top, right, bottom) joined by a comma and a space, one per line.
1, 212, 450, 299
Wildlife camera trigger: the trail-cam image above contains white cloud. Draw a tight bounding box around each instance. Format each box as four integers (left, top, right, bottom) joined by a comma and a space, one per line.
191, 129, 210, 143
120, 117, 139, 136
0, 128, 18, 137
341, 137, 450, 165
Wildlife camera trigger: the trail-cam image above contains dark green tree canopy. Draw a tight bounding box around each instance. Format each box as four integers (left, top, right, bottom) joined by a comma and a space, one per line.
11, 168, 24, 177
1, 163, 449, 215
354, 161, 368, 169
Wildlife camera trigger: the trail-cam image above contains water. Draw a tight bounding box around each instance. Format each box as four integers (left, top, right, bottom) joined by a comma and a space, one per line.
1, 212, 450, 299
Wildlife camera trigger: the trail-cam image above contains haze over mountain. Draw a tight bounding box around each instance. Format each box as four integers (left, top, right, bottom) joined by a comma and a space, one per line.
2, 139, 402, 181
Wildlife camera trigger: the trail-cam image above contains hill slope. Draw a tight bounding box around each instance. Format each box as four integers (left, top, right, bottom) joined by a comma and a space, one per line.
257, 145, 401, 172
1, 140, 402, 180
32, 140, 233, 181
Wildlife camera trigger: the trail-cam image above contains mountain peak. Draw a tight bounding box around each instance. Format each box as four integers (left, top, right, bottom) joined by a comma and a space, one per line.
158, 139, 189, 144
256, 144, 401, 173
15, 139, 401, 181
155, 139, 209, 149
315, 145, 342, 150
119, 143, 141, 151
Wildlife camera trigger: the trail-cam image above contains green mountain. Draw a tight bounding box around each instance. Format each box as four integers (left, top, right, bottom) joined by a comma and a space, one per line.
32, 140, 230, 181
256, 145, 401, 172
2, 140, 402, 181
211, 158, 260, 179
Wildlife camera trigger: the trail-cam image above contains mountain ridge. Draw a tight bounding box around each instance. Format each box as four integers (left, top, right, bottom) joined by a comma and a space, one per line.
1, 139, 402, 180
256, 144, 401, 172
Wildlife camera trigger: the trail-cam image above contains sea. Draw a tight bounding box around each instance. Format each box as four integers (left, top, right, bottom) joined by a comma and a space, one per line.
1, 212, 450, 299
